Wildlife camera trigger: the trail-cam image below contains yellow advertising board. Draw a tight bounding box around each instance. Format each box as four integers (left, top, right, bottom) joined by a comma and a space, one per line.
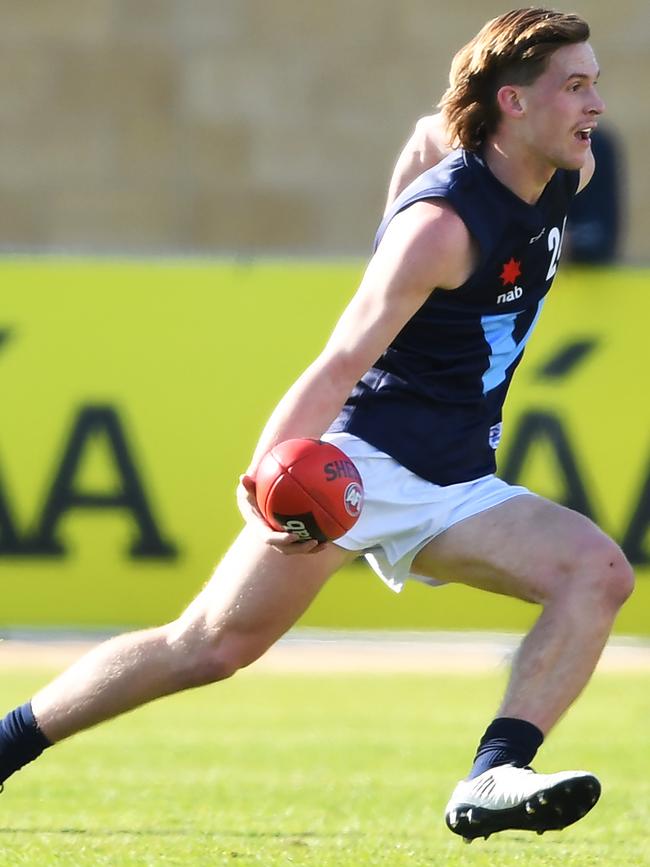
0, 259, 647, 631
0, 258, 361, 628
500, 266, 650, 568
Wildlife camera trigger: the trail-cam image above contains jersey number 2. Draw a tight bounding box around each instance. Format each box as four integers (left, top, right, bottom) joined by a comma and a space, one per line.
546, 217, 567, 280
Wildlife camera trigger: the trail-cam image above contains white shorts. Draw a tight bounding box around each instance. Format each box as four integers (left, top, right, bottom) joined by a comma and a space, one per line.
322, 431, 534, 593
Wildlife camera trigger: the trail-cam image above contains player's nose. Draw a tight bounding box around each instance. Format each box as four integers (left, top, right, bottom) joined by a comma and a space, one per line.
588, 89, 605, 116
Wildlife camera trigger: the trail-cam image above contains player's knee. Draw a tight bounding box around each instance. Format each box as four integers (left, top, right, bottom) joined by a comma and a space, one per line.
188, 642, 241, 686
163, 620, 263, 688
595, 541, 635, 610
568, 533, 635, 611
194, 634, 265, 684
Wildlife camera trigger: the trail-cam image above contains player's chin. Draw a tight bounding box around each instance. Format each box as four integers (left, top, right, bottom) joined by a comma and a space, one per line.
568, 138, 593, 168
556, 149, 589, 172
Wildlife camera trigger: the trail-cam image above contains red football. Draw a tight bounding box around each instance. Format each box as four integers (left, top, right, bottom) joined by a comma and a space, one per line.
255, 438, 364, 542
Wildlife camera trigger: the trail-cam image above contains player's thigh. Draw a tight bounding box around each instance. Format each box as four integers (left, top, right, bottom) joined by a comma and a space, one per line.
176, 526, 357, 651
412, 494, 616, 604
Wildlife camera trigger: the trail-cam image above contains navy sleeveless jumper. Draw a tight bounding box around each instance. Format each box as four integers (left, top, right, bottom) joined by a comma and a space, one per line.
328, 149, 580, 485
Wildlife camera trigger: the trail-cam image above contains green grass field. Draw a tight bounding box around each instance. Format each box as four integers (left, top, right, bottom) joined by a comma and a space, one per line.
0, 665, 647, 866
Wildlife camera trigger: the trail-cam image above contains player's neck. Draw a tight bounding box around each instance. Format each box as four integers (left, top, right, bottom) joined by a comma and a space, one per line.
482, 138, 556, 206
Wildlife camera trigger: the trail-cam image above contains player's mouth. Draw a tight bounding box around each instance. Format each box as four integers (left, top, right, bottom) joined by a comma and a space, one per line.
574, 126, 596, 144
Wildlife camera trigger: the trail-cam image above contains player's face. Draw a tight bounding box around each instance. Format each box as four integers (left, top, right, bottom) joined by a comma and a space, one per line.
518, 42, 605, 171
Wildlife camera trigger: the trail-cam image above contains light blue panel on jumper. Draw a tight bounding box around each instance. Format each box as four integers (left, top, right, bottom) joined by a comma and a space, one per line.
481, 300, 545, 394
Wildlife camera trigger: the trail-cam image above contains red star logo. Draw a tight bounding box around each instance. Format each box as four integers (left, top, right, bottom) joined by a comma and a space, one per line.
500, 258, 522, 286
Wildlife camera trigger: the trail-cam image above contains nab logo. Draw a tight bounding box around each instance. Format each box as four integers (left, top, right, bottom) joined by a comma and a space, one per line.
498, 257, 524, 304
280, 519, 312, 540
497, 285, 524, 305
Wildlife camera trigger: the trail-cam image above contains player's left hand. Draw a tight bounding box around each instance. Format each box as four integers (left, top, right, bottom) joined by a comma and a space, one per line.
237, 474, 327, 555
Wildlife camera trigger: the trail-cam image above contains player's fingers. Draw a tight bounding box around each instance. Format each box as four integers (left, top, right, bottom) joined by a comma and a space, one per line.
237, 475, 322, 554
270, 536, 330, 555
238, 474, 259, 509
269, 538, 321, 555
240, 473, 257, 496
237, 475, 262, 519
236, 481, 297, 543
237, 474, 326, 554
237, 476, 259, 512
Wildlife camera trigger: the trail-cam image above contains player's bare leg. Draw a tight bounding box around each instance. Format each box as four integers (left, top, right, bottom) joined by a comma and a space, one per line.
413, 495, 633, 732
412, 494, 634, 840
30, 527, 356, 743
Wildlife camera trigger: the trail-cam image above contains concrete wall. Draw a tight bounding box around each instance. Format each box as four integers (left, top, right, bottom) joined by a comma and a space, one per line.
1, 1, 647, 258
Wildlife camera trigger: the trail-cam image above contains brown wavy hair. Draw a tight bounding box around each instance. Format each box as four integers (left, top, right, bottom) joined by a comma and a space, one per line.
439, 8, 590, 151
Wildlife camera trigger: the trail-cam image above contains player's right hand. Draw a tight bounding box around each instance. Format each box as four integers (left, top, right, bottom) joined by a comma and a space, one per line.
236, 474, 322, 554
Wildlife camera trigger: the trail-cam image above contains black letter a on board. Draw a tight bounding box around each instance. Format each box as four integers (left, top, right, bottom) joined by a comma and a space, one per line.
621, 459, 650, 567
30, 406, 177, 558
0, 468, 25, 553
501, 411, 597, 520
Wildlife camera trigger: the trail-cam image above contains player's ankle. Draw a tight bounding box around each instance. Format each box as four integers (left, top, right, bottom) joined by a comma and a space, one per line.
468, 716, 544, 780
0, 701, 52, 784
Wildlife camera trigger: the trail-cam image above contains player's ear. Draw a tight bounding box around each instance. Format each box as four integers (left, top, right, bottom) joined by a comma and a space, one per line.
496, 85, 526, 118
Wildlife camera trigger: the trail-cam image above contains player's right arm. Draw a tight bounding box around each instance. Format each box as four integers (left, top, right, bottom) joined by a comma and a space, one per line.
240, 199, 476, 551
385, 113, 455, 211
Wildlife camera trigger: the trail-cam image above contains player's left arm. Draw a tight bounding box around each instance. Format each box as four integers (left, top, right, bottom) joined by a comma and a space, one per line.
239, 200, 473, 551
245, 200, 472, 479
577, 146, 596, 192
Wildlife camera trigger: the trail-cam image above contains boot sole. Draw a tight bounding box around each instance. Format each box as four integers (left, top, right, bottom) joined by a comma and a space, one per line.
446, 774, 601, 841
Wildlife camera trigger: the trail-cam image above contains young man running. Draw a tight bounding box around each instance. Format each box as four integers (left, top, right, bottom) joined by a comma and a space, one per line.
0, 8, 633, 843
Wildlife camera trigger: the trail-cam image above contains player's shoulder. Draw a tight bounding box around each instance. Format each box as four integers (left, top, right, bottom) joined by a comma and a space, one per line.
412, 198, 471, 244
410, 149, 487, 213
386, 199, 476, 289
389, 197, 471, 247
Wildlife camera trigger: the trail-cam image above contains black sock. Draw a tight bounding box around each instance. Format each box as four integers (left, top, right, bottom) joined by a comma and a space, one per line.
468, 717, 544, 780
0, 701, 52, 784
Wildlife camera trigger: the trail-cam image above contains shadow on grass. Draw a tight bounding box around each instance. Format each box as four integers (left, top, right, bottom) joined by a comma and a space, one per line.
0, 827, 365, 840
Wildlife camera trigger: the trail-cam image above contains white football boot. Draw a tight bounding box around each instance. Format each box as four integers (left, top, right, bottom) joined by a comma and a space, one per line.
444, 764, 601, 842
